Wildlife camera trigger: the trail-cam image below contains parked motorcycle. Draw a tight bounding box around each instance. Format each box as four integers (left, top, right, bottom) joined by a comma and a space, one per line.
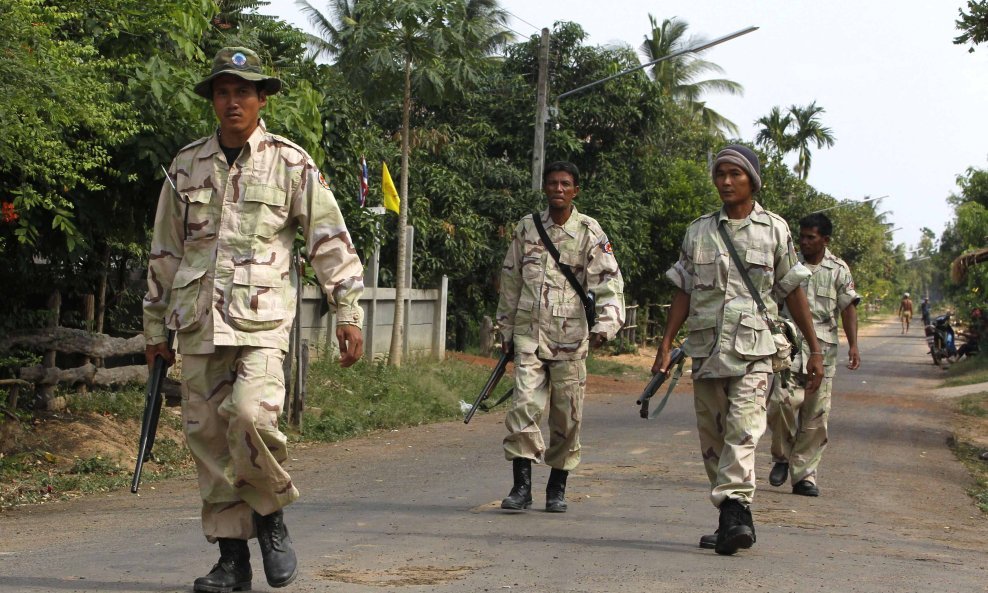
925, 313, 957, 365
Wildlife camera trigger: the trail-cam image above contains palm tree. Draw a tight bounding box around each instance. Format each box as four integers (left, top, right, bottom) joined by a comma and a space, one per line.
754, 106, 795, 162
638, 14, 743, 137
788, 101, 835, 180
298, 0, 511, 366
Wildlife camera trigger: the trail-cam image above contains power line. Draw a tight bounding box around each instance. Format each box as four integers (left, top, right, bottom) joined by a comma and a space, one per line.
503, 9, 541, 34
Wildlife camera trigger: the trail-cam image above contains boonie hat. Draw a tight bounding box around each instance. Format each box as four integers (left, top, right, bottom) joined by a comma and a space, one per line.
193, 47, 283, 99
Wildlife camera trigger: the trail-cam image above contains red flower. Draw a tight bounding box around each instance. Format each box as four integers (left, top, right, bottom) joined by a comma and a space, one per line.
1, 201, 17, 223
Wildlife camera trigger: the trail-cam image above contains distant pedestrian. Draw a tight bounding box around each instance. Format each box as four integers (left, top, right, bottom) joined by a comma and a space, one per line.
898, 293, 913, 333
651, 145, 823, 556
921, 297, 932, 327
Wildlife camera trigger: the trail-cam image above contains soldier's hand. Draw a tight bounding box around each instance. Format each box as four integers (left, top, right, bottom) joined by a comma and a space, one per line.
337, 324, 363, 368
144, 342, 175, 370
805, 353, 824, 392
847, 345, 861, 370
651, 345, 671, 376
589, 332, 607, 349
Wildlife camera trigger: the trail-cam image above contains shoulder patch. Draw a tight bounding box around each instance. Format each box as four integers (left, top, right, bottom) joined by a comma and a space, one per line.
318, 171, 331, 189
599, 239, 614, 254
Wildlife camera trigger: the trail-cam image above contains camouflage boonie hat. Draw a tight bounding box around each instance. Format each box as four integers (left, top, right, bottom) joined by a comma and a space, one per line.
193, 47, 284, 99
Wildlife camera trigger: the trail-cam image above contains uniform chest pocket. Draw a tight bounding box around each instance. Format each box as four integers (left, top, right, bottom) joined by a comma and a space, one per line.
181, 188, 217, 241
240, 185, 289, 238
743, 248, 773, 292
228, 267, 287, 332
693, 248, 721, 291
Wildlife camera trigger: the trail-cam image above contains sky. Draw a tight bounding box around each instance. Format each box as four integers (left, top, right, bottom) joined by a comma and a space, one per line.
261, 0, 988, 251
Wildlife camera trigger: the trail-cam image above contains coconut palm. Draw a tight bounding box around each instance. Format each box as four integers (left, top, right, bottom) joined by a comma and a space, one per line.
298, 0, 511, 366
789, 101, 835, 180
754, 106, 795, 161
638, 14, 743, 136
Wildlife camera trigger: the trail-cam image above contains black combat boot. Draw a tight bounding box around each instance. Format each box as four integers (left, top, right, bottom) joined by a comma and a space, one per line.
714, 498, 755, 556
500, 458, 533, 510
545, 468, 568, 513
193, 538, 252, 593
254, 509, 298, 588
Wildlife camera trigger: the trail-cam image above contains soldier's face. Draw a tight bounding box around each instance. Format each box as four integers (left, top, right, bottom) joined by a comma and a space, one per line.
212, 75, 267, 142
713, 163, 753, 207
544, 170, 579, 212
798, 225, 830, 260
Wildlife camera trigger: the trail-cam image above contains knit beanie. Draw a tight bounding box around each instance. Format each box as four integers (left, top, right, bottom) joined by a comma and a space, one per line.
712, 144, 761, 193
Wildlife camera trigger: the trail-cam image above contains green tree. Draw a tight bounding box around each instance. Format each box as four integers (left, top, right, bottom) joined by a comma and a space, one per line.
955, 0, 988, 52
638, 15, 743, 137
788, 101, 835, 181
302, 0, 511, 365
755, 106, 796, 162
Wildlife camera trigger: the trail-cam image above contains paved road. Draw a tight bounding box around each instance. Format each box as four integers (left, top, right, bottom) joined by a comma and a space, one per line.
1, 317, 985, 592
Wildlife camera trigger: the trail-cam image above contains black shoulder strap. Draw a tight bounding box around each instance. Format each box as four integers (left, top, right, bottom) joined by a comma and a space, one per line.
716, 222, 773, 324
532, 212, 594, 315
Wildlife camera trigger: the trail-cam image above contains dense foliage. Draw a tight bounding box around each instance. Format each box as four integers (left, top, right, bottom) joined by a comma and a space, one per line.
0, 0, 943, 357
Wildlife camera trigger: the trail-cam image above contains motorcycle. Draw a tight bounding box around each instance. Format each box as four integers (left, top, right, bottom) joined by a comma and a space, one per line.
925, 313, 957, 365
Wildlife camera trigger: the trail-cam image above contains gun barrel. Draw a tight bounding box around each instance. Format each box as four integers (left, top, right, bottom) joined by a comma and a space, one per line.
636, 346, 685, 418
464, 351, 511, 424
131, 357, 165, 492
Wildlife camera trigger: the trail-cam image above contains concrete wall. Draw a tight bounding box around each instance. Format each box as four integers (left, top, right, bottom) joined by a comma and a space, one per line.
298, 280, 448, 362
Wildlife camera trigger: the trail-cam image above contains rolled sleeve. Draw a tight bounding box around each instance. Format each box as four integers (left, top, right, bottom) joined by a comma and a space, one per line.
775, 261, 811, 298
836, 267, 861, 311
665, 234, 695, 293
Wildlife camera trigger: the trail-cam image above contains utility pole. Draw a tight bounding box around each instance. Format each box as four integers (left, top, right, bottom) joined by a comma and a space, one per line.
531, 28, 550, 192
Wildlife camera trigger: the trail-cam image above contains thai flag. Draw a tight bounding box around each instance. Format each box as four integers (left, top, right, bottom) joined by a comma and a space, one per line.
359, 156, 369, 207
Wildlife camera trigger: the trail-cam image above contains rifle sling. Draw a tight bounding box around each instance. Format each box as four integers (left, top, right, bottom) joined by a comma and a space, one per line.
716, 222, 775, 328
531, 212, 594, 323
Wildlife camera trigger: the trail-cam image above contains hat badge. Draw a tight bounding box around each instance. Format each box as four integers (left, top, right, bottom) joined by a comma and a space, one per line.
232, 52, 247, 67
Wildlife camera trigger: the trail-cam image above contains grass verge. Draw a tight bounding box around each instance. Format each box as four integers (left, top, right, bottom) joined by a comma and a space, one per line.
297, 355, 491, 441
942, 355, 988, 387
1, 350, 639, 508
948, 392, 988, 515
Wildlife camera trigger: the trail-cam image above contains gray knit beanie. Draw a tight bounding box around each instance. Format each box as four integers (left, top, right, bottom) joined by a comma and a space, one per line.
712, 144, 761, 193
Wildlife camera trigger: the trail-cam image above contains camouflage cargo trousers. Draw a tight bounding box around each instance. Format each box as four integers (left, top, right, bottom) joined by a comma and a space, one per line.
182, 346, 299, 542
503, 352, 586, 471
693, 372, 770, 507
767, 373, 833, 486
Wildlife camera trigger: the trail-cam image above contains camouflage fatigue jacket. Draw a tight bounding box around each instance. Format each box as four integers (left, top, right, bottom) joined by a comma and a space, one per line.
784, 248, 860, 378
143, 121, 364, 355
497, 207, 625, 361
666, 202, 810, 379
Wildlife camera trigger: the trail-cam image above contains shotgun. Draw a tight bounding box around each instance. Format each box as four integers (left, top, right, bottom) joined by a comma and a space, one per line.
131, 330, 174, 493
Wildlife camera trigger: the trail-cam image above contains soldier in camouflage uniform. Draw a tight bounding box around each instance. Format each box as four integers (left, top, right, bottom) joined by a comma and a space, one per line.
651, 145, 824, 556
767, 213, 860, 497
496, 161, 624, 513
143, 47, 364, 592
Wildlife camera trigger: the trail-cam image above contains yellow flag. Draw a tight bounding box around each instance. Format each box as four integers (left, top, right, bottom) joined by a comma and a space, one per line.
382, 161, 400, 214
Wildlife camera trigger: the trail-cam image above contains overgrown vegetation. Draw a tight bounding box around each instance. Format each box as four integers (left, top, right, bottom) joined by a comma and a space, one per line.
942, 356, 988, 387
949, 392, 988, 514
299, 356, 491, 441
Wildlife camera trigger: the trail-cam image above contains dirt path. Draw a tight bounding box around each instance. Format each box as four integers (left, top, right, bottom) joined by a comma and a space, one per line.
0, 317, 985, 593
